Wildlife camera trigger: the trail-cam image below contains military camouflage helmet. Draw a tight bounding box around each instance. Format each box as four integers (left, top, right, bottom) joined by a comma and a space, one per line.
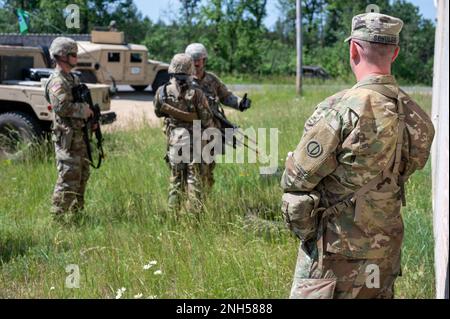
345, 13, 403, 45
185, 43, 208, 60
49, 37, 78, 59
168, 53, 194, 75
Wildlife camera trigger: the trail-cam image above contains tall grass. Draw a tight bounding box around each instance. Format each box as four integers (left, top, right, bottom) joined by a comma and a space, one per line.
0, 86, 434, 298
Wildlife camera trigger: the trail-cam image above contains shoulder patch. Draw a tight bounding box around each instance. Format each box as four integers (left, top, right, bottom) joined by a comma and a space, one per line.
306, 140, 323, 158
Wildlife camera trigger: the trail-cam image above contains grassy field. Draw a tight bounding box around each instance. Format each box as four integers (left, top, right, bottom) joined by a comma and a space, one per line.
0, 86, 434, 298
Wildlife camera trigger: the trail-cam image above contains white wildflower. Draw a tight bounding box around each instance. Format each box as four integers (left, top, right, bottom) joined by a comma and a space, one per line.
115, 287, 126, 299
50, 286, 55, 291
153, 270, 163, 275
148, 295, 158, 299
134, 293, 143, 299
143, 260, 158, 270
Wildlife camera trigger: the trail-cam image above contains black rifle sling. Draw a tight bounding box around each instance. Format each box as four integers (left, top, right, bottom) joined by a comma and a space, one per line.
82, 121, 102, 169
73, 85, 103, 169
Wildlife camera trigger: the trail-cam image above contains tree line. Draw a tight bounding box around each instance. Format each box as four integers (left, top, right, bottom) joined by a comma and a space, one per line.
0, 0, 436, 84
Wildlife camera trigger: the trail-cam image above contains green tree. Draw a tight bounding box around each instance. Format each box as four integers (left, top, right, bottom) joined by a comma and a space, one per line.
272, 0, 435, 83
199, 0, 268, 74
387, 0, 435, 84
0, 0, 435, 84
179, 0, 201, 43
0, 0, 145, 41
142, 20, 186, 63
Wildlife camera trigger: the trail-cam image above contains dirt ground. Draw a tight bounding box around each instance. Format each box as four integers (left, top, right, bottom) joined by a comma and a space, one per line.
104, 86, 159, 132
105, 85, 241, 133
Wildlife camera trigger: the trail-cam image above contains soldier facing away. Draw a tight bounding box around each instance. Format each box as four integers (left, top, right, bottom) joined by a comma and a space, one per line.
185, 43, 252, 189
45, 37, 94, 221
281, 13, 435, 299
154, 53, 214, 212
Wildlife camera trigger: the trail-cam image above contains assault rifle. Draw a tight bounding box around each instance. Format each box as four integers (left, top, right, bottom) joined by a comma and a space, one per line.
208, 96, 259, 156
72, 84, 105, 169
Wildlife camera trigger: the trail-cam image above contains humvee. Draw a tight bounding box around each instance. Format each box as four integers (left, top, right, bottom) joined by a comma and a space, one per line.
0, 30, 170, 92
76, 30, 169, 92
0, 46, 115, 158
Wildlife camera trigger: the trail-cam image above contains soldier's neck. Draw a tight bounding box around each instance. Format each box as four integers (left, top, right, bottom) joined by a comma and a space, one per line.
355, 66, 391, 82
197, 70, 205, 80
56, 64, 72, 75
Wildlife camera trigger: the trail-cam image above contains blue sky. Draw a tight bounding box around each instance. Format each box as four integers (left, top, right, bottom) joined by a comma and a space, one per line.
134, 0, 437, 28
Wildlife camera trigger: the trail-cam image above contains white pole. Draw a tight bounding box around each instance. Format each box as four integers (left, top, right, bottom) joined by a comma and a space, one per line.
431, 0, 449, 299
296, 0, 302, 95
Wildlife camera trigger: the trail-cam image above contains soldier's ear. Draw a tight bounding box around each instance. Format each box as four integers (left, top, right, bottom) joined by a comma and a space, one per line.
350, 41, 360, 61
392, 46, 400, 63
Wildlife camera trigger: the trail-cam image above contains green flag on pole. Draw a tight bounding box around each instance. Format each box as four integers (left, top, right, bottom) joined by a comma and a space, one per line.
16, 8, 30, 34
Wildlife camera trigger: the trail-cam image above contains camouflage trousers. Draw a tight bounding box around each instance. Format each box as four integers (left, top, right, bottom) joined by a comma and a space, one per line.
52, 129, 90, 216
168, 161, 202, 212
290, 244, 401, 299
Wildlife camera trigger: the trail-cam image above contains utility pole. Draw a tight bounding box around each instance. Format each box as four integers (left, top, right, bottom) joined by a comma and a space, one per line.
296, 0, 302, 95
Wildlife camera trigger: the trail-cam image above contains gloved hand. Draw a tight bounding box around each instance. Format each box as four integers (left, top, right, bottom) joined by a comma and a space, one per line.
238, 93, 251, 112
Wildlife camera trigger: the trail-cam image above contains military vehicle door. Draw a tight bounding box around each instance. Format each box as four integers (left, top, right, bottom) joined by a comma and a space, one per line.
102, 50, 125, 81
124, 50, 147, 82
0, 56, 33, 81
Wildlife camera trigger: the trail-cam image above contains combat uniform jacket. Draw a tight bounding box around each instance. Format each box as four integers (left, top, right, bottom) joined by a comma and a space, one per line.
195, 71, 241, 111
281, 74, 433, 259
154, 78, 214, 133
45, 69, 90, 138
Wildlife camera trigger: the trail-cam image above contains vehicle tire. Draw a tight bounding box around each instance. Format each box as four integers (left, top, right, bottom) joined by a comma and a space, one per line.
151, 70, 169, 93
131, 85, 148, 92
0, 112, 43, 159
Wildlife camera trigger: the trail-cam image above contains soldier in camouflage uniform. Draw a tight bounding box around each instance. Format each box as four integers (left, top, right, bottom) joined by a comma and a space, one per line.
154, 53, 214, 211
281, 13, 435, 299
45, 37, 94, 220
185, 43, 252, 189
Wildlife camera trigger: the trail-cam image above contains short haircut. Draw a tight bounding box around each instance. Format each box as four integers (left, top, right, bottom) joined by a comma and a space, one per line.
353, 39, 397, 65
